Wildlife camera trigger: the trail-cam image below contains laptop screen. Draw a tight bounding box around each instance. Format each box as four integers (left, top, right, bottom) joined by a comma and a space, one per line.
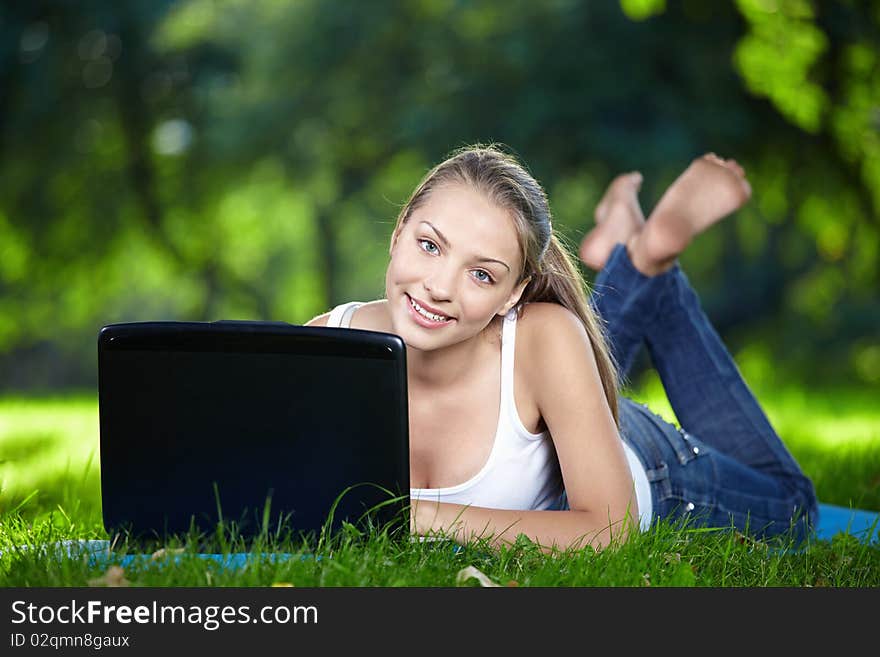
98, 321, 409, 542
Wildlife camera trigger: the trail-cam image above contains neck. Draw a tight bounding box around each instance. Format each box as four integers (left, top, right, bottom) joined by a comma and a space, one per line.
406, 318, 502, 390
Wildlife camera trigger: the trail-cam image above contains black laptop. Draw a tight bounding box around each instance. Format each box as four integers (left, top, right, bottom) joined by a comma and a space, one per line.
97, 320, 410, 544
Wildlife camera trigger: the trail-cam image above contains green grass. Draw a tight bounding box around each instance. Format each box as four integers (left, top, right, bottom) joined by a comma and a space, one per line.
1, 511, 877, 587
0, 393, 103, 529
1, 383, 878, 587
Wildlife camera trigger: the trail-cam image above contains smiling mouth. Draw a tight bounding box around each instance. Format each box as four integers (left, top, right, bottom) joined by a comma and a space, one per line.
407, 295, 454, 323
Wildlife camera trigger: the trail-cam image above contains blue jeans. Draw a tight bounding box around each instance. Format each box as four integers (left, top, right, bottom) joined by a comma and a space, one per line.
592, 244, 819, 542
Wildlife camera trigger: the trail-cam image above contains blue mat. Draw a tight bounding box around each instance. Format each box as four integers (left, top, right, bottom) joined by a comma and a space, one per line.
0, 541, 314, 570
814, 503, 879, 543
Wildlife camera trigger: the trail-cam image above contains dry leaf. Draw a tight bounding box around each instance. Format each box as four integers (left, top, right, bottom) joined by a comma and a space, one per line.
151, 547, 185, 560
271, 582, 295, 587
456, 565, 501, 587
88, 565, 130, 587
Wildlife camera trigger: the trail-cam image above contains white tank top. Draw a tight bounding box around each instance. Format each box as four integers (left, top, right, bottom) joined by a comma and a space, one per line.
325, 301, 652, 531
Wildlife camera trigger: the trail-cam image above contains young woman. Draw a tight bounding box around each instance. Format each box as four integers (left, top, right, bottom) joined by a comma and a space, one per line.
307, 145, 819, 552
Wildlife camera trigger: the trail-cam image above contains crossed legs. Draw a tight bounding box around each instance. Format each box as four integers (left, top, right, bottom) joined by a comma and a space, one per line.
580, 156, 817, 532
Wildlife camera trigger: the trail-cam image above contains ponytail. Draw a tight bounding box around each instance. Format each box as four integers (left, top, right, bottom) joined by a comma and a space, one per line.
518, 234, 620, 426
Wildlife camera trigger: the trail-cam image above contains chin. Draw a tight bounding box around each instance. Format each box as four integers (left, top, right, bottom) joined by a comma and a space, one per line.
388, 323, 434, 352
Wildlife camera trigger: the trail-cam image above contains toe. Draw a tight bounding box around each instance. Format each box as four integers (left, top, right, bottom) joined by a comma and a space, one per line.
726, 159, 746, 177
594, 198, 608, 223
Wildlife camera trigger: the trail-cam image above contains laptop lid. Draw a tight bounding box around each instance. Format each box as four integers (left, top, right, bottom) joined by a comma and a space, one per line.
97, 320, 409, 543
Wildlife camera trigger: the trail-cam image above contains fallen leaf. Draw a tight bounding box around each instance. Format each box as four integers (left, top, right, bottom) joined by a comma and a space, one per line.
271, 582, 295, 587
456, 565, 501, 587
151, 548, 185, 560
88, 565, 130, 587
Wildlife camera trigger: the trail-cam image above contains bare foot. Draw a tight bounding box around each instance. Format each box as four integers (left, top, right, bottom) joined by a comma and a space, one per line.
578, 172, 645, 271
627, 154, 752, 276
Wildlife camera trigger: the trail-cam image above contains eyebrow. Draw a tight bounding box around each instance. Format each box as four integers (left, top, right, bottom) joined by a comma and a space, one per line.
420, 221, 511, 272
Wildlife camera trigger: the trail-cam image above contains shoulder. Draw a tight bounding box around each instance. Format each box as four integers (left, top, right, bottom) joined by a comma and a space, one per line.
518, 301, 584, 328
349, 300, 392, 331
515, 302, 598, 392
517, 302, 590, 353
305, 312, 330, 327
304, 300, 389, 330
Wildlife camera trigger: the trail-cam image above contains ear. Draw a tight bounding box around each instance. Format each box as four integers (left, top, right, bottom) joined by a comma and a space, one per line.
498, 276, 531, 317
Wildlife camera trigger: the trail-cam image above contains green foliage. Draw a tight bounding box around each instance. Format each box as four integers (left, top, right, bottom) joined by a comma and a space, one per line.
620, 0, 667, 22
734, 0, 829, 133
1, 0, 879, 389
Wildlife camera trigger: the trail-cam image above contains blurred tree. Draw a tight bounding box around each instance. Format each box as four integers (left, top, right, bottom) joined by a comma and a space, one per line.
0, 0, 877, 390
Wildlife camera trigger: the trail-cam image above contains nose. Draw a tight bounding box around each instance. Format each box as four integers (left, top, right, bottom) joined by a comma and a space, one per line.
423, 262, 456, 301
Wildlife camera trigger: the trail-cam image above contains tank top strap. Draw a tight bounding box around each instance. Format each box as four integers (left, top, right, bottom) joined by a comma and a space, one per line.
326, 302, 364, 328
500, 308, 518, 413
500, 307, 546, 439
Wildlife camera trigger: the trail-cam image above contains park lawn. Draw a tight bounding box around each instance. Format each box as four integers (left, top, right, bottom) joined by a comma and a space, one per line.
0, 383, 878, 586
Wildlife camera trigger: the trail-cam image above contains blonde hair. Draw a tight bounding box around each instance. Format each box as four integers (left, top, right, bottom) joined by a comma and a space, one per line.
392, 144, 620, 425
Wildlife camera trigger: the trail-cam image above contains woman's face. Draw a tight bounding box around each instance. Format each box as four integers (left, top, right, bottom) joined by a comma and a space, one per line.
384, 182, 530, 352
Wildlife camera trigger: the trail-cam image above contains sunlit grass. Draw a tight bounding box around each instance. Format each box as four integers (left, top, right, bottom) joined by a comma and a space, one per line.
1, 504, 877, 587
0, 393, 102, 527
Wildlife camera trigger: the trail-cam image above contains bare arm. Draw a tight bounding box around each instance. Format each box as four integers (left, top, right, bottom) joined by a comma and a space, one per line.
413, 304, 639, 553
412, 503, 636, 553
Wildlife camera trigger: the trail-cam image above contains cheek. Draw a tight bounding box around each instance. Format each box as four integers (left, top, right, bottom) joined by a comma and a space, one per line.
385, 253, 409, 286
455, 289, 506, 324
388, 245, 429, 282
385, 253, 417, 299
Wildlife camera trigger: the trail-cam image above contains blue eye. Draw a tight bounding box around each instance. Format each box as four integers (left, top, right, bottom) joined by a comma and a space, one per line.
418, 239, 439, 255
472, 270, 494, 284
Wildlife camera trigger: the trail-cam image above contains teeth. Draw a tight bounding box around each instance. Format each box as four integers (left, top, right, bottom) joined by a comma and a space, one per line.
410, 297, 449, 322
